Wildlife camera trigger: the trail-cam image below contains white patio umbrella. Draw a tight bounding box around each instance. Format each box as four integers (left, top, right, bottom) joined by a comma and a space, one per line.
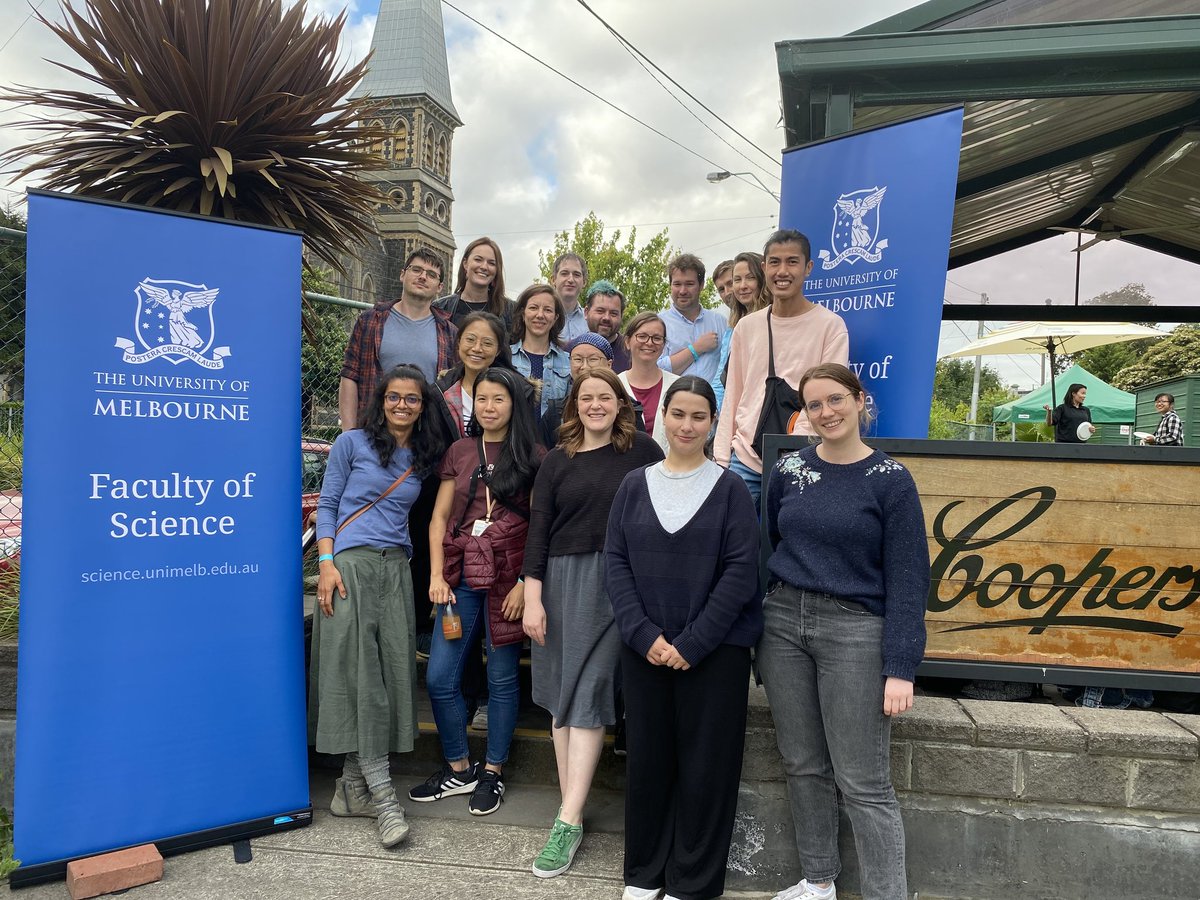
942, 320, 1170, 409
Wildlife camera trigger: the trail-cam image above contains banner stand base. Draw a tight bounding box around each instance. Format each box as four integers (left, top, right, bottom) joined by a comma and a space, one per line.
8, 804, 314, 889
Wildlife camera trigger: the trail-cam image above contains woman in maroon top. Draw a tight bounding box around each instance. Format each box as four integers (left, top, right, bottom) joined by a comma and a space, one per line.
411, 367, 543, 817
618, 311, 679, 452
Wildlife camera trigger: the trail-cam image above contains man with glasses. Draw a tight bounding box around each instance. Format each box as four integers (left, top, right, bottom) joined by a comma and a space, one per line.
584, 280, 631, 374
339, 248, 458, 430
1143, 393, 1184, 446
715, 230, 848, 511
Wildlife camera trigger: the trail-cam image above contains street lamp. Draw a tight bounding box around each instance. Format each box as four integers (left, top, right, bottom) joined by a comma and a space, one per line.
706, 170, 780, 202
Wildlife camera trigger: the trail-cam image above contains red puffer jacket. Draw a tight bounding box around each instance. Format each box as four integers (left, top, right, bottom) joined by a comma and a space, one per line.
442, 506, 528, 647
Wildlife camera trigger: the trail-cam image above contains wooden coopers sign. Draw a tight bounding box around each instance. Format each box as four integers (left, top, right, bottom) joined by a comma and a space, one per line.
886, 443, 1200, 675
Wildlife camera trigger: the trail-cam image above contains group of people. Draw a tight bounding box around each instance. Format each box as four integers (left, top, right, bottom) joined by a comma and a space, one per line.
311, 228, 930, 900
1044, 383, 1185, 446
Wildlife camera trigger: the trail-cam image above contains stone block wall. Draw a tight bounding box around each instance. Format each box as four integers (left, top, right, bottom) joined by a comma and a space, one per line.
731, 691, 1200, 900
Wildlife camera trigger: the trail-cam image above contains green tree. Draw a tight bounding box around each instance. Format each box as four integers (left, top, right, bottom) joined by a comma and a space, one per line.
927, 397, 970, 439
1066, 282, 1157, 379
537, 212, 714, 320
1112, 325, 1200, 391
932, 358, 1003, 410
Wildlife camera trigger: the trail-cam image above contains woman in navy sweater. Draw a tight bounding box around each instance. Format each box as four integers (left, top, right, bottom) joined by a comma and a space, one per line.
606, 376, 761, 900
759, 363, 928, 900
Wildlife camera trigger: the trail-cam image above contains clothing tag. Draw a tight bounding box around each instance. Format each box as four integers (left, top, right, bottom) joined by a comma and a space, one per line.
471, 519, 492, 537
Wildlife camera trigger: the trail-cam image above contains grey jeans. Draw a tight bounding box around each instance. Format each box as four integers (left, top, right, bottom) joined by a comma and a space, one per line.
757, 583, 908, 900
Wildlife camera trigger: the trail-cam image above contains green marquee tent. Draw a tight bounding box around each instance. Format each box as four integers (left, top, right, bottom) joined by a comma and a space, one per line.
993, 364, 1135, 432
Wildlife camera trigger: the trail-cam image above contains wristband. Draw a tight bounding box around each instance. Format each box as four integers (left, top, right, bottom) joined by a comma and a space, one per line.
318, 553, 334, 563
687, 343, 699, 363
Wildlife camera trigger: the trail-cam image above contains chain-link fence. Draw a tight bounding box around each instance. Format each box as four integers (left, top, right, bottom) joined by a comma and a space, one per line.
0, 227, 25, 640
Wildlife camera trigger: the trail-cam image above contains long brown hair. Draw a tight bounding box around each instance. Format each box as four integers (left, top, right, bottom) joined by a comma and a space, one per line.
798, 363, 875, 432
730, 251, 770, 328
453, 236, 507, 316
558, 368, 637, 457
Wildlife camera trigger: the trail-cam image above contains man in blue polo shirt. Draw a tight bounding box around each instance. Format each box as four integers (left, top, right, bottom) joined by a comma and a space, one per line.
657, 253, 727, 381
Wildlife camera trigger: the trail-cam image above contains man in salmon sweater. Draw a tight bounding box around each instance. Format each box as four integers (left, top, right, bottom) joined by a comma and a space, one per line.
714, 229, 849, 511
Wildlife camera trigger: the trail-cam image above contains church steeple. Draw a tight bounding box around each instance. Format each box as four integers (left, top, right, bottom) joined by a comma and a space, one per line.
348, 0, 462, 298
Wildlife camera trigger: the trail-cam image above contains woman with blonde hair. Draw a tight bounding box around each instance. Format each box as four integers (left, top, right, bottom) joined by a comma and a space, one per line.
713, 251, 771, 410
522, 367, 663, 878
759, 363, 928, 900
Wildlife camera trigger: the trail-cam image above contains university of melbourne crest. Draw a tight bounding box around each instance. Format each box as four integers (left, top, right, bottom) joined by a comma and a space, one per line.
819, 186, 889, 270
115, 278, 231, 368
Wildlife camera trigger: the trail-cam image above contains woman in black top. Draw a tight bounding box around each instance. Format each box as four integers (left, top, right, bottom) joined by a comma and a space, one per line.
434, 237, 516, 338
1043, 383, 1095, 443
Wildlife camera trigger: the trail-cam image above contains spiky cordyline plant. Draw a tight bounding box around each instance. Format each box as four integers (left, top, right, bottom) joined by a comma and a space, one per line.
1, 0, 389, 271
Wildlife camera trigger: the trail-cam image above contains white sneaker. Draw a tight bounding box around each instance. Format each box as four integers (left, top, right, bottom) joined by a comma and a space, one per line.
471, 706, 488, 731
773, 879, 836, 900
622, 887, 662, 900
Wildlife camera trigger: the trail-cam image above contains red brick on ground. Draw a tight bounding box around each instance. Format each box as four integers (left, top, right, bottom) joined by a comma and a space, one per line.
65, 844, 163, 900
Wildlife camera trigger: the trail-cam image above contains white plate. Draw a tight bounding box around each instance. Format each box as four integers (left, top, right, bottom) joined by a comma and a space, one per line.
1134, 431, 1154, 440
1076, 422, 1093, 441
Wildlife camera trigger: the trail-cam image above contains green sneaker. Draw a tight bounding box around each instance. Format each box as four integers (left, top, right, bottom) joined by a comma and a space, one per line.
531, 817, 583, 878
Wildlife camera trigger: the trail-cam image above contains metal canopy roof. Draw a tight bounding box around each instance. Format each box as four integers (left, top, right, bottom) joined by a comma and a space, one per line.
776, 6, 1200, 269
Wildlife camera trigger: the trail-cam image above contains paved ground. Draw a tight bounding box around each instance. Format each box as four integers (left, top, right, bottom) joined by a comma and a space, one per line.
12, 767, 776, 899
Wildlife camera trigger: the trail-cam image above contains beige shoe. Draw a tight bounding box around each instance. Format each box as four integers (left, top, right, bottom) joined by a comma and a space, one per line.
330, 775, 373, 818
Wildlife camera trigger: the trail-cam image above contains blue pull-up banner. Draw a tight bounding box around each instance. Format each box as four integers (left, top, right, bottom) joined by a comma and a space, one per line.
16, 191, 310, 879
780, 107, 963, 437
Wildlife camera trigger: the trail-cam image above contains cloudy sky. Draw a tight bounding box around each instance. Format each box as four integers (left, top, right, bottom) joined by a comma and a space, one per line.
2, 0, 1197, 390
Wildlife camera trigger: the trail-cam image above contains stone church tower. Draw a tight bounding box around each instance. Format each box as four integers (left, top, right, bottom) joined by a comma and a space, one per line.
333, 0, 461, 304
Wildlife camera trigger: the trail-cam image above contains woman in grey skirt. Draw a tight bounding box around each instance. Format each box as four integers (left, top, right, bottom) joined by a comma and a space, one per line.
311, 365, 447, 847
522, 367, 663, 878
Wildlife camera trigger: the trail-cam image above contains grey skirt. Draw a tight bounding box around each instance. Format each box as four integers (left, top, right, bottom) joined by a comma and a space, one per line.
532, 551, 620, 728
308, 546, 418, 757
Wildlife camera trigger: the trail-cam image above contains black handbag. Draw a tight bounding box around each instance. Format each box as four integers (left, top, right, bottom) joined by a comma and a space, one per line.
751, 311, 804, 457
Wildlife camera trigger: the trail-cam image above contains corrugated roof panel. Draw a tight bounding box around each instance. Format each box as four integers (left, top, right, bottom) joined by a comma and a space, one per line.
936, 0, 1198, 29
949, 140, 1151, 256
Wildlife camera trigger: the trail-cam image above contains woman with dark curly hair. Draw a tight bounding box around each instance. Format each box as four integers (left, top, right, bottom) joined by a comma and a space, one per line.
310, 365, 447, 849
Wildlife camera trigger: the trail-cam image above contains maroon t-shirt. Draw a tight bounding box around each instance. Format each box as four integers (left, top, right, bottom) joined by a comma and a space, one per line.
630, 380, 664, 434
437, 437, 542, 529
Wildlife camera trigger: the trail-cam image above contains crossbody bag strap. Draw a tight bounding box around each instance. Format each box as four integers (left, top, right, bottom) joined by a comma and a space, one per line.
766, 310, 777, 378
336, 466, 414, 536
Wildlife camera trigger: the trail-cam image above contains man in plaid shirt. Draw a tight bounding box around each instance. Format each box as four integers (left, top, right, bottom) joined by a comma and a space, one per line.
339, 248, 459, 429
1143, 392, 1184, 446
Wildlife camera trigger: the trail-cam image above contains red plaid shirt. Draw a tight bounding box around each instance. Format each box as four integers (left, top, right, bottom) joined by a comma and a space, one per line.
340, 300, 458, 425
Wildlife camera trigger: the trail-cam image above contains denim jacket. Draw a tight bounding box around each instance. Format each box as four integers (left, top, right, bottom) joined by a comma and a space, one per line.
511, 342, 571, 415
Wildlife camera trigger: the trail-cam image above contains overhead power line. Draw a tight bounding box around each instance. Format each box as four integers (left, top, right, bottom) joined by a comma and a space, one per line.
574, 0, 778, 184
0, 0, 47, 56
572, 0, 781, 172
440, 1, 779, 202
460, 213, 778, 239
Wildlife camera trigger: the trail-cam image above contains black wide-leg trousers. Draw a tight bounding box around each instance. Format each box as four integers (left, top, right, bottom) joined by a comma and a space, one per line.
621, 642, 751, 900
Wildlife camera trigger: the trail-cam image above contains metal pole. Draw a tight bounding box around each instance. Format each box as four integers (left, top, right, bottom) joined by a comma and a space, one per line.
968, 293, 988, 438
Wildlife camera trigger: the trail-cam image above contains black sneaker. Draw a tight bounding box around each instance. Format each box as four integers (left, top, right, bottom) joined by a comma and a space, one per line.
408, 763, 479, 802
613, 719, 627, 757
468, 769, 505, 816
415, 631, 433, 660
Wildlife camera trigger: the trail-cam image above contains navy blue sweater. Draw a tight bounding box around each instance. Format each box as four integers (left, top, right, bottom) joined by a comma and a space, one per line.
765, 445, 929, 681
605, 467, 763, 667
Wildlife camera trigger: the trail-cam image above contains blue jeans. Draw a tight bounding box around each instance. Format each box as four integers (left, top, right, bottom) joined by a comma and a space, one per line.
757, 583, 907, 900
729, 452, 762, 514
427, 583, 521, 766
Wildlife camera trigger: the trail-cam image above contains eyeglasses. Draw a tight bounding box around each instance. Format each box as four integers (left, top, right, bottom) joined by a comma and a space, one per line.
805, 393, 851, 414
385, 392, 423, 407
461, 334, 498, 351
405, 264, 439, 280
632, 332, 665, 346
570, 354, 609, 368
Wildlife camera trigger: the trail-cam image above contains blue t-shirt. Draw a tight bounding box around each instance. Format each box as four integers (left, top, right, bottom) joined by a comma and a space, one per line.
656, 305, 728, 381
379, 308, 438, 382
316, 430, 422, 555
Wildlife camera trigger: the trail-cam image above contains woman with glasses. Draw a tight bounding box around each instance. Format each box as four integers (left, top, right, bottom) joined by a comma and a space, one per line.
311, 365, 448, 848
758, 363, 928, 900
618, 312, 678, 452
714, 252, 771, 411
435, 237, 516, 338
